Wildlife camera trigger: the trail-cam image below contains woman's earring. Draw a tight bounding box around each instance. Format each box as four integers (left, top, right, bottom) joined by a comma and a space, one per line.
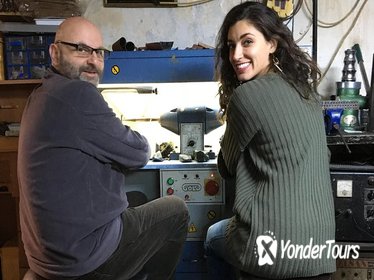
272, 55, 284, 74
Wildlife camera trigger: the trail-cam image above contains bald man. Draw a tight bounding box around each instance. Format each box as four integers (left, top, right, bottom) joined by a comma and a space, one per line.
18, 17, 189, 280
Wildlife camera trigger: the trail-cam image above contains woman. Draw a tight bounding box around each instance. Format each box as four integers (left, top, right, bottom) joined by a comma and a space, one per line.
204, 2, 336, 280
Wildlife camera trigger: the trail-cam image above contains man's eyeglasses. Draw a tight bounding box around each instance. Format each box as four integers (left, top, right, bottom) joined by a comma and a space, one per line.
55, 40, 110, 60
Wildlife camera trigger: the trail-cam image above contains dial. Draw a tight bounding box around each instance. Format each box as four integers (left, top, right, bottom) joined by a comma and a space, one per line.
336, 180, 352, 198
180, 123, 204, 155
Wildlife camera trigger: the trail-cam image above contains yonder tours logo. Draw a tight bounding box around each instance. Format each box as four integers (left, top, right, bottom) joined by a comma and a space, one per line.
255, 232, 360, 266
256, 231, 278, 266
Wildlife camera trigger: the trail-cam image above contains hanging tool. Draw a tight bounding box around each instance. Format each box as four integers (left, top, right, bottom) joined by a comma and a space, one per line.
352, 44, 371, 97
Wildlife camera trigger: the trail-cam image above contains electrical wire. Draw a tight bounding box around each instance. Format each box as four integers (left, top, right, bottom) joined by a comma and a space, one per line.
159, 0, 214, 7
318, 0, 368, 85
304, 0, 361, 28
294, 21, 312, 43
281, 0, 303, 22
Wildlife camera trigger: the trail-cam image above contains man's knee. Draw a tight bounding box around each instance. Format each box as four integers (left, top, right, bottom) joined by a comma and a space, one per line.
169, 196, 189, 227
159, 196, 189, 232
161, 196, 189, 216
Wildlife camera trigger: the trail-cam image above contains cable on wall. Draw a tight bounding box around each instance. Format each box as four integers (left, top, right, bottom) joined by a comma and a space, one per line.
282, 0, 303, 21
304, 0, 361, 28
318, 0, 368, 85
296, 0, 361, 43
158, 0, 214, 7
294, 21, 312, 43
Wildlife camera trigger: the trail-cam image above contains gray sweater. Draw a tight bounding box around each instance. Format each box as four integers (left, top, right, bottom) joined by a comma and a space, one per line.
220, 73, 336, 278
18, 69, 150, 278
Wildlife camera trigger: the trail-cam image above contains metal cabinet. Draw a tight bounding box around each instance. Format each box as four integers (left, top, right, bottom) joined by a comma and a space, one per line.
101, 49, 215, 83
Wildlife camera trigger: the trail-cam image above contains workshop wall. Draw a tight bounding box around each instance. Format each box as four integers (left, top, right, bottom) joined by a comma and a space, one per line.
80, 0, 373, 98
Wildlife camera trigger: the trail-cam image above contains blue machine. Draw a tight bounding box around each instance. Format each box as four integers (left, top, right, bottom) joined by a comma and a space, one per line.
101, 49, 215, 84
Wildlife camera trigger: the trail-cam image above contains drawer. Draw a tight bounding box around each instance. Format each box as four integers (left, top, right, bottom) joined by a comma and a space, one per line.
0, 90, 30, 123
0, 152, 19, 197
0, 157, 11, 184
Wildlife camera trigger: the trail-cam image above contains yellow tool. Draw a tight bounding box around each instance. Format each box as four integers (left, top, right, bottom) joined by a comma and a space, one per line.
266, 0, 294, 18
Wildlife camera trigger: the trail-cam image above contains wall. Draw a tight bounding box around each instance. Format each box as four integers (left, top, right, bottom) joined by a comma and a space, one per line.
80, 0, 238, 51
80, 0, 374, 98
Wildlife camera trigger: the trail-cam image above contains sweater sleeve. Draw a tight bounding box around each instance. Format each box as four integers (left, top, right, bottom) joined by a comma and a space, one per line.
219, 79, 266, 175
63, 81, 150, 169
228, 81, 262, 151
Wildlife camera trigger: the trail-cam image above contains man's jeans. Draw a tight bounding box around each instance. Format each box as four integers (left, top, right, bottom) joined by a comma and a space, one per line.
78, 196, 189, 280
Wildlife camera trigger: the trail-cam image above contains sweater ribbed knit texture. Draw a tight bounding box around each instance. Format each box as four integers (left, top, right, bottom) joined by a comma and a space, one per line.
220, 73, 336, 278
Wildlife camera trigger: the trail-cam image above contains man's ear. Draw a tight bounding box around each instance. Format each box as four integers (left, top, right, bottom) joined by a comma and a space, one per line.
49, 43, 59, 65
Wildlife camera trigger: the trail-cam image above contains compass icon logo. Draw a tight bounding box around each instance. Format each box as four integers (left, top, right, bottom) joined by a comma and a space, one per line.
256, 232, 277, 266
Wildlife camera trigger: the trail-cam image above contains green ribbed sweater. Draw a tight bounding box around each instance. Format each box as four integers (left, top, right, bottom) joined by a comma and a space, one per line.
220, 73, 336, 278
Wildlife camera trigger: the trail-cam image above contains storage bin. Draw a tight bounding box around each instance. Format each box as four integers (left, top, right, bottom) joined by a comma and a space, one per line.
4, 33, 54, 80
27, 35, 47, 49
6, 51, 28, 65
30, 65, 47, 79
28, 50, 48, 65
7, 65, 29, 79
5, 36, 27, 51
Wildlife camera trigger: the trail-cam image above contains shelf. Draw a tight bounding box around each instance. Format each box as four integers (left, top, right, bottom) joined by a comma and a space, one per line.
0, 79, 41, 85
0, 12, 33, 23
327, 132, 374, 146
0, 21, 57, 33
0, 191, 12, 196
0, 136, 18, 152
0, 80, 38, 123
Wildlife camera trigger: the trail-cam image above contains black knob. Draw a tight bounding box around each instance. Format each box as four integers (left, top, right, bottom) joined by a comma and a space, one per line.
367, 190, 374, 201
188, 140, 195, 147
368, 176, 374, 185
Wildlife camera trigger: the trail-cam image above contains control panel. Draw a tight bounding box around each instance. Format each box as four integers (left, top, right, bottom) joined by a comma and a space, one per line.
160, 168, 225, 240
331, 171, 374, 242
160, 169, 224, 204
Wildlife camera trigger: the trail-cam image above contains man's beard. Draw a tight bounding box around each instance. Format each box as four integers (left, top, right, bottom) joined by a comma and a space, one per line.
59, 57, 103, 86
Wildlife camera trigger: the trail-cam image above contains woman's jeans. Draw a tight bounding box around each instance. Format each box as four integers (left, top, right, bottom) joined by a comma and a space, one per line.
204, 218, 236, 280
204, 219, 333, 280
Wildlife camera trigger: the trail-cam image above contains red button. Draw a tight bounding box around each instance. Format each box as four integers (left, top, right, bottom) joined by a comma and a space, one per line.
205, 180, 219, 196
167, 187, 174, 195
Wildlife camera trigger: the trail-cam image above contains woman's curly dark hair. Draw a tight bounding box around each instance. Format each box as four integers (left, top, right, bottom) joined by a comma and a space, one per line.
216, 1, 321, 119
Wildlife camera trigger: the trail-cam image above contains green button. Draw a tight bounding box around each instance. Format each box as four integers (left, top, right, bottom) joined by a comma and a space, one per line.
167, 177, 174, 185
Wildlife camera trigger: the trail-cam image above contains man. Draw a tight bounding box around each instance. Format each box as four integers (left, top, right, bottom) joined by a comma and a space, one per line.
18, 17, 189, 280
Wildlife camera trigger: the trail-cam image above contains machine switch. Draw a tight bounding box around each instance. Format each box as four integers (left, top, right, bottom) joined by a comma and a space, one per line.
205, 180, 219, 196
368, 176, 374, 185
167, 177, 175, 185
367, 190, 374, 201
